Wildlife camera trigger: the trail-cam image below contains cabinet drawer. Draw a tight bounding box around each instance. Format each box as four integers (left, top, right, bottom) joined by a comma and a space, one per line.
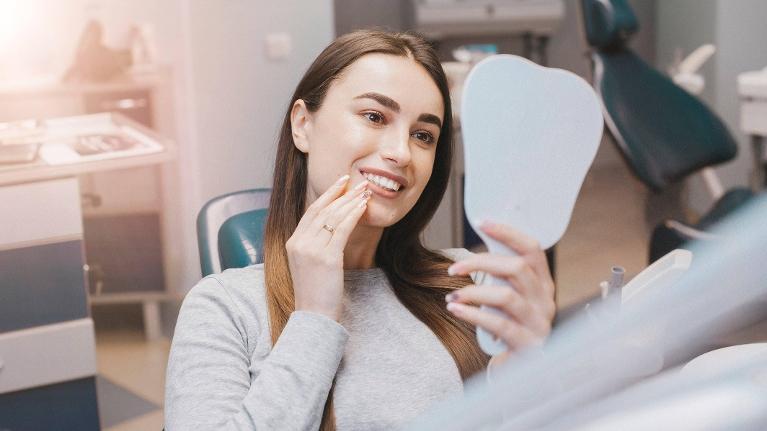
0, 239, 88, 333
83, 213, 165, 294
0, 177, 82, 249
0, 318, 96, 394
0, 376, 99, 431
80, 166, 161, 215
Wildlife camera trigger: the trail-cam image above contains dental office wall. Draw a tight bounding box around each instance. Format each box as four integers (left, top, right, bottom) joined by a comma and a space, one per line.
170, 0, 335, 301
657, 0, 767, 216
0, 1, 182, 83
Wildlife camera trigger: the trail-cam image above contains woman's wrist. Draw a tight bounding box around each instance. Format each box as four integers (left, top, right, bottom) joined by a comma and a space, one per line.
294, 303, 342, 322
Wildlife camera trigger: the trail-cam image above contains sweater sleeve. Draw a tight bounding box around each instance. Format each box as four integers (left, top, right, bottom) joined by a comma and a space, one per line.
165, 276, 349, 431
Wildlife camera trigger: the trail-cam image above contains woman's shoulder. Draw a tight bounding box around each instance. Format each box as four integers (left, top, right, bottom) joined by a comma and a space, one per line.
188, 263, 266, 299
182, 264, 269, 332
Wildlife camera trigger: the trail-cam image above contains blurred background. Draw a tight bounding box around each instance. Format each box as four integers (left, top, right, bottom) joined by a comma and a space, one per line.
1, 0, 766, 429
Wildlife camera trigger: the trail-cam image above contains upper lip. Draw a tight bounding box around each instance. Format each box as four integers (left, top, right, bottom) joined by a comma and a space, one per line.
359, 167, 409, 189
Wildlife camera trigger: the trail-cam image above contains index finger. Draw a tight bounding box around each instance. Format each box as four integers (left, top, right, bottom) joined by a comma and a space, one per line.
296, 174, 350, 233
477, 220, 541, 255
476, 220, 553, 282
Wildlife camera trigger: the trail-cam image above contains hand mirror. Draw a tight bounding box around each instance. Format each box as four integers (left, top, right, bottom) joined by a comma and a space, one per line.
461, 55, 603, 354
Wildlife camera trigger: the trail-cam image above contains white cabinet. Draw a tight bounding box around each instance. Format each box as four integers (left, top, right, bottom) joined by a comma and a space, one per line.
0, 177, 100, 429
0, 73, 177, 340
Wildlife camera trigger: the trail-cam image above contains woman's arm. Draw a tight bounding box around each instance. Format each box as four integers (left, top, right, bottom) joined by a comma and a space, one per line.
164, 277, 349, 431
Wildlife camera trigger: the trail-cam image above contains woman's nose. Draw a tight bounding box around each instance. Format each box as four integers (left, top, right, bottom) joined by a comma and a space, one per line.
380, 130, 411, 167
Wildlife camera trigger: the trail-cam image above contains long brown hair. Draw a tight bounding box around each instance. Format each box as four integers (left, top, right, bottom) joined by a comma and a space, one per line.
263, 29, 489, 430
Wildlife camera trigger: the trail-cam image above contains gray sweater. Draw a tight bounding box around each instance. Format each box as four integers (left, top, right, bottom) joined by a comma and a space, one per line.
165, 248, 477, 430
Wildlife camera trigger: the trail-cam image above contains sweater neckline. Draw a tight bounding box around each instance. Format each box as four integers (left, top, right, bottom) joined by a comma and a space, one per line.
343, 266, 385, 283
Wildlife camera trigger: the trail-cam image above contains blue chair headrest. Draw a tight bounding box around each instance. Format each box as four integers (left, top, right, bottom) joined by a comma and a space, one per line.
218, 208, 268, 270
581, 0, 639, 50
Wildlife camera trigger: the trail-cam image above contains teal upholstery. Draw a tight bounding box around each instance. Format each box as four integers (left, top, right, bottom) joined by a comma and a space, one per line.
582, 0, 738, 191
649, 187, 754, 262
581, 0, 638, 50
197, 189, 271, 276
217, 208, 269, 272
593, 51, 737, 191
580, 0, 755, 262
696, 187, 754, 229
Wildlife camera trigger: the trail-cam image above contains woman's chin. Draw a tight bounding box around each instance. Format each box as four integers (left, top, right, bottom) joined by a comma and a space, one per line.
359, 206, 402, 229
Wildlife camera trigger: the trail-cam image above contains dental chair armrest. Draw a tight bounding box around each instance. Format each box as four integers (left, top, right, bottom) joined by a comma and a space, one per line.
664, 220, 718, 241
649, 219, 717, 263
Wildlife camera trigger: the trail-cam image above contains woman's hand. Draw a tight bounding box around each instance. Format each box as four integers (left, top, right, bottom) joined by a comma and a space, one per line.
286, 174, 371, 321
445, 221, 556, 363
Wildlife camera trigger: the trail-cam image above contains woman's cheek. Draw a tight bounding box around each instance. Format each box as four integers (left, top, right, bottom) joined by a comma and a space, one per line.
350, 125, 379, 150
413, 152, 434, 187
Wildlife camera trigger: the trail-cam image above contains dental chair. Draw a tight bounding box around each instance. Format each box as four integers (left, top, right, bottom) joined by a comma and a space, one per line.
197, 188, 271, 276
579, 0, 756, 263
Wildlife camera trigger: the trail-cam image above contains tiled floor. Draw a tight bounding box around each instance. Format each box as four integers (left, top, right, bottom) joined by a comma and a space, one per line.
96, 324, 169, 430
556, 165, 649, 308
94, 164, 651, 430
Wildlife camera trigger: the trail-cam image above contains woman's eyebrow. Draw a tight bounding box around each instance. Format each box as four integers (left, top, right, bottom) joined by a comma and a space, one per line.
418, 113, 442, 129
354, 92, 400, 112
354, 92, 442, 128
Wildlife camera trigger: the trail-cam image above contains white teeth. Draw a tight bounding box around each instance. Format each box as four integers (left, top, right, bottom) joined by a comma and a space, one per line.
363, 172, 401, 191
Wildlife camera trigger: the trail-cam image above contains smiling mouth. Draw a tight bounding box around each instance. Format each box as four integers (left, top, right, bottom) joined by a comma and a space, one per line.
360, 171, 403, 192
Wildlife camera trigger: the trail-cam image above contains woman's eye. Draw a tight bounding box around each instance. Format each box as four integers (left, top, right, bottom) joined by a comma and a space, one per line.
413, 131, 436, 144
363, 111, 384, 124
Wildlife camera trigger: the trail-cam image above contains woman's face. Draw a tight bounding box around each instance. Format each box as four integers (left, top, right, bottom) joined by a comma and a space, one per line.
292, 53, 444, 228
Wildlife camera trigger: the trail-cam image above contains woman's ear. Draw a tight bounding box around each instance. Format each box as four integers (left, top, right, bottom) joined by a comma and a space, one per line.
290, 99, 312, 154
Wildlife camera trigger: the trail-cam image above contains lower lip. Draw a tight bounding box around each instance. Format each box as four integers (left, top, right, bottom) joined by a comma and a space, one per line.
361, 176, 402, 199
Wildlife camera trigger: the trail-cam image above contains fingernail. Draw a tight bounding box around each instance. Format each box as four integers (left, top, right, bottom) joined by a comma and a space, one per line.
445, 293, 458, 302
353, 180, 368, 190
447, 264, 460, 276
357, 199, 368, 208
474, 218, 493, 230
336, 174, 350, 185
446, 302, 462, 313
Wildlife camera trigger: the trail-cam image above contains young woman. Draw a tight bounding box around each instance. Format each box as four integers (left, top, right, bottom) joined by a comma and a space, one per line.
165, 30, 555, 431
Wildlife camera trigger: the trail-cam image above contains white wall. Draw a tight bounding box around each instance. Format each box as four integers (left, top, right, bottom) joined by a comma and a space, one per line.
714, 0, 767, 193
0, 0, 182, 81
171, 0, 335, 293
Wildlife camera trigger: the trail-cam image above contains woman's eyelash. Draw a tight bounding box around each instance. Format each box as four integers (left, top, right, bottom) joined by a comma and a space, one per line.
413, 131, 436, 144
362, 111, 435, 144
363, 111, 385, 124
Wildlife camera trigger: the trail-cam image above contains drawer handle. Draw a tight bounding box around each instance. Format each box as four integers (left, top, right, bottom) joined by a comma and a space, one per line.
100, 98, 148, 110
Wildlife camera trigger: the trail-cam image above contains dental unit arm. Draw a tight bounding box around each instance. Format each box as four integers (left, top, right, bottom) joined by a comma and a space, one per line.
671, 44, 716, 95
